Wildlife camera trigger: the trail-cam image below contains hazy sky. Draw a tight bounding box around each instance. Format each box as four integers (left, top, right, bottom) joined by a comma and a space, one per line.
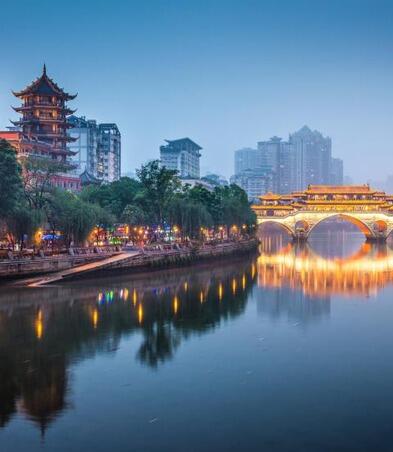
1, 0, 393, 181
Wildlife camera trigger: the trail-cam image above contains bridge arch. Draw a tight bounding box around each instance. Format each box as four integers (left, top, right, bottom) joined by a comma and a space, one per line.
257, 221, 294, 238
306, 214, 373, 239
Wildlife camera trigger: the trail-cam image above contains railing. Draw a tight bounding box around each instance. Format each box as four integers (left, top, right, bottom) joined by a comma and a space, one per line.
257, 208, 393, 218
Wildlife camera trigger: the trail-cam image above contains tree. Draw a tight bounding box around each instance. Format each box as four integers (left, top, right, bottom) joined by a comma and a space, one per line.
80, 177, 141, 221
45, 190, 105, 247
122, 204, 146, 226
7, 202, 43, 250
136, 160, 180, 225
0, 140, 23, 216
20, 155, 69, 209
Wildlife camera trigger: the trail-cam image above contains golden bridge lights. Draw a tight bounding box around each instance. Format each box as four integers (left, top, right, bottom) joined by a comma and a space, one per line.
242, 274, 246, 290
253, 185, 393, 242
200, 291, 204, 304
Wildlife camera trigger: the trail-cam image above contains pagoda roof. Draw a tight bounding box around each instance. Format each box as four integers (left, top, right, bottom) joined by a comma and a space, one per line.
259, 192, 282, 200
305, 184, 377, 194
13, 65, 77, 100
80, 169, 102, 185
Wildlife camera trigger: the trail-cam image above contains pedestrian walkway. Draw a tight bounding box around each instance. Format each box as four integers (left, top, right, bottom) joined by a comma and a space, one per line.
29, 251, 140, 287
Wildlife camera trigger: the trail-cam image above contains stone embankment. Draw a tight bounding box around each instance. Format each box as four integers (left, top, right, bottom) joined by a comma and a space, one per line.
0, 247, 120, 280
1, 239, 258, 284
99, 239, 258, 274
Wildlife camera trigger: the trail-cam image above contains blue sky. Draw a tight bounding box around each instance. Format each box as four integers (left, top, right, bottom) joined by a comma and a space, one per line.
1, 0, 393, 181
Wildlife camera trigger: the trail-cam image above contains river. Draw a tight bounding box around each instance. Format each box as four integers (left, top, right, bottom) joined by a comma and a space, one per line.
1, 230, 393, 451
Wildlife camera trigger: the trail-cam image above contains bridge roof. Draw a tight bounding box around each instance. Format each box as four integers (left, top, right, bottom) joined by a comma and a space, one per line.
305, 184, 377, 194
259, 192, 282, 200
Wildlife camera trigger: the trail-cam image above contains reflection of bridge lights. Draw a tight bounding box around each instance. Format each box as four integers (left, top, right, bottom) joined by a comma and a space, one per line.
218, 283, 223, 301
184, 281, 188, 292
242, 274, 246, 290
200, 291, 204, 303
251, 264, 256, 279
257, 243, 393, 297
123, 288, 129, 301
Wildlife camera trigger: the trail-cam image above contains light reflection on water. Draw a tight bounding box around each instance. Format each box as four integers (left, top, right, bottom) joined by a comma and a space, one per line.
2, 232, 393, 451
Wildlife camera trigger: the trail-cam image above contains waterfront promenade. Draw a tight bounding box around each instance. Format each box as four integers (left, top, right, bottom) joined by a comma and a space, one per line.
1, 239, 258, 284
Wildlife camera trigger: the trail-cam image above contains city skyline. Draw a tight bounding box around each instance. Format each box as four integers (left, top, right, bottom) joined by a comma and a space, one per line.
1, 0, 393, 182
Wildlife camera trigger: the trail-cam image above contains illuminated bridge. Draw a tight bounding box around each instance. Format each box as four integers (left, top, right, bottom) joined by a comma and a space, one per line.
252, 185, 393, 242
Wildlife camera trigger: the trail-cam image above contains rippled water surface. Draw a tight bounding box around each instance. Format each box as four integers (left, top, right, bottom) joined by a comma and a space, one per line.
2, 231, 393, 451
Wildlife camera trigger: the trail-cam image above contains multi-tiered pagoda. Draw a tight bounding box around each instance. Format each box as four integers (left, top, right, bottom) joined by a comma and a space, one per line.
8, 65, 80, 189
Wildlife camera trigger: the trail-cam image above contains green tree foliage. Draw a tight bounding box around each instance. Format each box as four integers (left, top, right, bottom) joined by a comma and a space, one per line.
136, 160, 180, 225
20, 155, 70, 209
46, 190, 112, 247
122, 204, 146, 226
7, 202, 43, 249
80, 177, 140, 219
0, 140, 23, 216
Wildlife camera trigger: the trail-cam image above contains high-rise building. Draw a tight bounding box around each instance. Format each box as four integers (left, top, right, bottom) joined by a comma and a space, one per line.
330, 158, 344, 185
230, 168, 274, 201
257, 137, 293, 193
232, 147, 273, 199
97, 124, 121, 183
5, 65, 80, 190
288, 126, 332, 190
66, 118, 121, 183
160, 138, 202, 179
231, 126, 344, 198
67, 116, 98, 177
234, 148, 264, 174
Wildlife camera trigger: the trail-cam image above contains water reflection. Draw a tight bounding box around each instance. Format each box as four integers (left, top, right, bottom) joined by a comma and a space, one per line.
258, 234, 393, 298
0, 257, 257, 433
3, 233, 393, 443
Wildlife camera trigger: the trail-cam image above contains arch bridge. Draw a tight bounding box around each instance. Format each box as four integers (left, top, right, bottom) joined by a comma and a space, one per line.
252, 185, 393, 242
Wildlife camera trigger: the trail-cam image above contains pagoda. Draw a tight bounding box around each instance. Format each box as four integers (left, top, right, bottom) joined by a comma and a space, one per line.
11, 65, 77, 162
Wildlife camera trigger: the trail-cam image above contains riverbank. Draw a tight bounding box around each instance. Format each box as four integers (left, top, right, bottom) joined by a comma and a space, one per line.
1, 238, 258, 285
0, 247, 121, 281
81, 238, 259, 277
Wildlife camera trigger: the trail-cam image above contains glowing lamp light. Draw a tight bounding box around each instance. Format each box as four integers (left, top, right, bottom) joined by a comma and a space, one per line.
218, 283, 223, 301
132, 288, 137, 305
232, 278, 237, 294
92, 308, 99, 329
173, 295, 179, 314
35, 309, 43, 340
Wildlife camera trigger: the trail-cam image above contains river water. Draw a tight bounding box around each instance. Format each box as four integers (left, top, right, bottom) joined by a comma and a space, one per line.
1, 231, 393, 451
